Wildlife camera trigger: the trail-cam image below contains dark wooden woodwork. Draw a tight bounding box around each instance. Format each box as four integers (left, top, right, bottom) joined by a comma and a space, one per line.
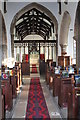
68, 86, 80, 119
45, 60, 53, 84
48, 69, 54, 90
15, 8, 54, 39
15, 65, 20, 91
69, 73, 74, 78
21, 62, 30, 75
14, 40, 56, 43
15, 62, 22, 90
10, 76, 17, 98
49, 75, 54, 90
46, 68, 50, 85
58, 56, 70, 67
40, 61, 45, 75
15, 75, 18, 90
0, 89, 5, 120
68, 76, 80, 119
58, 77, 72, 108
2, 95, 5, 119
18, 8, 53, 25
1, 79, 13, 111
53, 74, 61, 97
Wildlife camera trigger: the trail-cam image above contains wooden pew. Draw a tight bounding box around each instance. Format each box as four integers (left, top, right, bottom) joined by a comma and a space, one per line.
15, 64, 20, 91
49, 76, 54, 90
68, 87, 80, 119
19, 63, 22, 87
0, 89, 5, 120
15, 62, 22, 91
1, 79, 13, 111
68, 76, 80, 119
45, 59, 53, 85
48, 69, 54, 90
2, 94, 5, 119
58, 77, 72, 107
53, 74, 61, 97
46, 67, 50, 85
21, 62, 30, 75
10, 76, 17, 98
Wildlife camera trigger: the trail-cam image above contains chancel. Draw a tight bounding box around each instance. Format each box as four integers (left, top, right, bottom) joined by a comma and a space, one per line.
0, 1, 80, 119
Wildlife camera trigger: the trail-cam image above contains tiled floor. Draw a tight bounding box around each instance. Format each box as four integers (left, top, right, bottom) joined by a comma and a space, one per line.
10, 74, 67, 119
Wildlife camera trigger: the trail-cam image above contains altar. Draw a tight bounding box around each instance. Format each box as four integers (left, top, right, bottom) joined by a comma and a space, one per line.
30, 51, 39, 73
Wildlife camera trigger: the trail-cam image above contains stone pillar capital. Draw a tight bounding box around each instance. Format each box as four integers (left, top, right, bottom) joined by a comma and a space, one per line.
60, 44, 67, 56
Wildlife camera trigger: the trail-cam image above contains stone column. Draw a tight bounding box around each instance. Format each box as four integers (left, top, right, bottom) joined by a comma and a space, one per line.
53, 45, 56, 62
51, 46, 53, 60
14, 46, 17, 62
49, 46, 52, 59
11, 34, 14, 58
0, 13, 2, 68
2, 45, 7, 61
45, 45, 48, 62
25, 45, 28, 54
76, 36, 80, 69
48, 45, 49, 60
0, 11, 2, 120
19, 46, 21, 62
60, 44, 67, 56
43, 45, 45, 61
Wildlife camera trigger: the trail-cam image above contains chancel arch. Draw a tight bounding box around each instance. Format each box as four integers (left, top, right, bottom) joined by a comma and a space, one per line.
59, 11, 71, 56
10, 2, 58, 65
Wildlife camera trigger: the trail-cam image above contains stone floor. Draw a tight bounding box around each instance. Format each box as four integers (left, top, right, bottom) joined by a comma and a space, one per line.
6, 74, 67, 119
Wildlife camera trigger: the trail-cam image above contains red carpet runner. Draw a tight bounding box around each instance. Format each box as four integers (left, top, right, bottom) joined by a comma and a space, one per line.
25, 77, 50, 119
32, 67, 37, 73
31, 64, 38, 73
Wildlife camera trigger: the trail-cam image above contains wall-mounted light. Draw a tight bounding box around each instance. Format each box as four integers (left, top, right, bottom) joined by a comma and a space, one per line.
64, 0, 68, 5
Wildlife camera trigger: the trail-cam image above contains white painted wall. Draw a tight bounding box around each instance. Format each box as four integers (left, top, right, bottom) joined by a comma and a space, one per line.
58, 2, 78, 62
0, 2, 79, 64
3, 2, 58, 58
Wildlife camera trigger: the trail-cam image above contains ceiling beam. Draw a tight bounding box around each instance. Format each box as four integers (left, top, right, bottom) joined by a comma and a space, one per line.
14, 40, 56, 43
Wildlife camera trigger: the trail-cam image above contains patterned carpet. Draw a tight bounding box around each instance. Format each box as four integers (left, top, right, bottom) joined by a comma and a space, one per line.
25, 77, 50, 119
31, 64, 38, 73
32, 67, 38, 73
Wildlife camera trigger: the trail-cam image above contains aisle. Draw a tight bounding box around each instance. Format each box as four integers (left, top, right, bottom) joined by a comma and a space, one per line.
30, 64, 39, 74
25, 77, 50, 119
12, 75, 62, 119
12, 76, 31, 118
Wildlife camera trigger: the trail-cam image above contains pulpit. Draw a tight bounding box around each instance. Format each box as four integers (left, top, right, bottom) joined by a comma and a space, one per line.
58, 56, 70, 67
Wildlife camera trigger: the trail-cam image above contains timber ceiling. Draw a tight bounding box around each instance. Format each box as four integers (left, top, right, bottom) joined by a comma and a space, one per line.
15, 8, 54, 41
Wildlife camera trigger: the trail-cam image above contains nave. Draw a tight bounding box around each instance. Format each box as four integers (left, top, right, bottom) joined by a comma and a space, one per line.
1, 1, 80, 119
8, 75, 66, 119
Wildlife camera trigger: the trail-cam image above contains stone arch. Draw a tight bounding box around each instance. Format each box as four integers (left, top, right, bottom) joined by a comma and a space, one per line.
74, 1, 80, 68
10, 2, 58, 58
0, 10, 7, 67
59, 11, 71, 55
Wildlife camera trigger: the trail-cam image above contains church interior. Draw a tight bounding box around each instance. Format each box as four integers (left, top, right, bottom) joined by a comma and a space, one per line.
1, 0, 80, 119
